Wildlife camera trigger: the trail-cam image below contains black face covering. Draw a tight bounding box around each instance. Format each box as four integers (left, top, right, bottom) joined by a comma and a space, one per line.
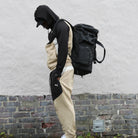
34, 5, 59, 29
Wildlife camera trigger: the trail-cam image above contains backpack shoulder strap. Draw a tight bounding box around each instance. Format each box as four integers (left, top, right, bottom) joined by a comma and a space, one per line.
57, 19, 74, 31
48, 19, 73, 44
95, 40, 106, 63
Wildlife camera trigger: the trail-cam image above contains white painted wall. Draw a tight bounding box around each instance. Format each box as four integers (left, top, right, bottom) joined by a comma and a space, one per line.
0, 0, 138, 95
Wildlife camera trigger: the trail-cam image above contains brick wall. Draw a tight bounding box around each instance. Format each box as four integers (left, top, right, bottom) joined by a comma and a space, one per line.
0, 93, 138, 138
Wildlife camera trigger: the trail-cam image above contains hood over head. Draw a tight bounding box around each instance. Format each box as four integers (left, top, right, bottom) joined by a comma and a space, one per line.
34, 5, 59, 29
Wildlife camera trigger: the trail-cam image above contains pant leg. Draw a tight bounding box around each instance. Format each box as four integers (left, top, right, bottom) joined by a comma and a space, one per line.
54, 69, 76, 138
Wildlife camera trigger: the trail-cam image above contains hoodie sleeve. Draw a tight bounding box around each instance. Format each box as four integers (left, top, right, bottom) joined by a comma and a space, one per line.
55, 21, 69, 77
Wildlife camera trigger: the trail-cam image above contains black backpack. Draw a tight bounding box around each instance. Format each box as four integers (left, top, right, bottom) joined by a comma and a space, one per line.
50, 19, 106, 77
71, 23, 106, 76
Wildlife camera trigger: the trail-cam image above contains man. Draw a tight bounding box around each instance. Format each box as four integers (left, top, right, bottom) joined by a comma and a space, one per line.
34, 5, 76, 138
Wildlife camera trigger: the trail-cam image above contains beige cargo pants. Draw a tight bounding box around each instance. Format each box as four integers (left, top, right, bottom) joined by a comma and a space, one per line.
45, 21, 76, 138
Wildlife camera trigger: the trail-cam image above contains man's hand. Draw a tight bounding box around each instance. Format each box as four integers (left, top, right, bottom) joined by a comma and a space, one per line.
57, 77, 60, 80
50, 69, 61, 81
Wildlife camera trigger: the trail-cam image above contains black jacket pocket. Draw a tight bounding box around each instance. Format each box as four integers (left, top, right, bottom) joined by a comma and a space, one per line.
49, 70, 62, 101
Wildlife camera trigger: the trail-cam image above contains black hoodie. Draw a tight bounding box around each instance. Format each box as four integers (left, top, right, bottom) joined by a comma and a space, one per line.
34, 5, 70, 77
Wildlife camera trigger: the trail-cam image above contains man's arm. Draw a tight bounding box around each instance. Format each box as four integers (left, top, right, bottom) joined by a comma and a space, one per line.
55, 21, 69, 77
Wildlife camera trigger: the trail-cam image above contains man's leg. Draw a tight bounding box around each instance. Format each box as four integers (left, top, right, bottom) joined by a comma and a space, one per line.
54, 69, 76, 138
